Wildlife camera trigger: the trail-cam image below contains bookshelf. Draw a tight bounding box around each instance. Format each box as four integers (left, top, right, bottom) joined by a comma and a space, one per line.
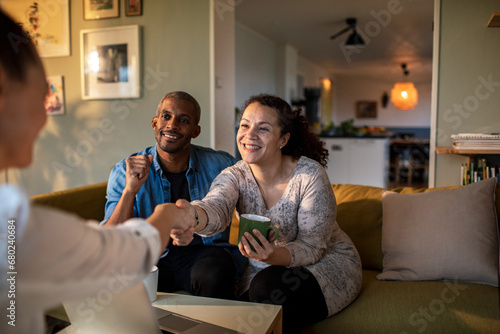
436, 147, 500, 184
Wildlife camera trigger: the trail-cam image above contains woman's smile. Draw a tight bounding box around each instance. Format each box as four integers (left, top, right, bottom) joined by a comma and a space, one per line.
242, 143, 262, 151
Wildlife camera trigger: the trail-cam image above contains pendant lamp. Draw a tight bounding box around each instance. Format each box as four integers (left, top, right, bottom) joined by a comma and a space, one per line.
391, 63, 418, 110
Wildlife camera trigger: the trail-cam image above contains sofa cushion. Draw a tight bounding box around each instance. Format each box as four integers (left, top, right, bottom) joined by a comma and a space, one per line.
377, 178, 498, 286
332, 184, 385, 270
332, 183, 499, 271
303, 269, 500, 333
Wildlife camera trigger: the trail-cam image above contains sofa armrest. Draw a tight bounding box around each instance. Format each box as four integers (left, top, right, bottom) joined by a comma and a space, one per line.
31, 182, 108, 221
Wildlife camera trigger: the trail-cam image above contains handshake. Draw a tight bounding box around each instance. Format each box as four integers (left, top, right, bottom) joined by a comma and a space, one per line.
146, 199, 201, 249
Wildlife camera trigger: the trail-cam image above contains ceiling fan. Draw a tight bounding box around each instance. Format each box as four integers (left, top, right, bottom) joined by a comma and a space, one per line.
330, 18, 365, 46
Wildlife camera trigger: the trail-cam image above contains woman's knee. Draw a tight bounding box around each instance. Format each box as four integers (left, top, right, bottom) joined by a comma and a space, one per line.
191, 249, 235, 285
248, 266, 290, 303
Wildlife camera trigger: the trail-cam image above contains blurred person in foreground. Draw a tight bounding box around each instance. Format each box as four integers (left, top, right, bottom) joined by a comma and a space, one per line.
0, 10, 193, 334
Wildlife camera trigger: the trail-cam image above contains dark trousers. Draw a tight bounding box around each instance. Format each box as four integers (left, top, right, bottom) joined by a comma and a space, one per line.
156, 245, 236, 300
240, 266, 328, 334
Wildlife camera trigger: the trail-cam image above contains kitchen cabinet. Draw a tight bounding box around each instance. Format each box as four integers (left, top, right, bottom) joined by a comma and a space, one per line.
322, 137, 390, 188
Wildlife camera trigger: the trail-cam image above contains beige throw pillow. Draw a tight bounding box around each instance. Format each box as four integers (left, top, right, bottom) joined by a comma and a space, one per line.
377, 177, 498, 286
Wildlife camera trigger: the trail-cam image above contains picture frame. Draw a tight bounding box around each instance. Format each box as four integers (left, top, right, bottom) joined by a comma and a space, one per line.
126, 0, 142, 16
83, 0, 119, 20
45, 76, 65, 115
356, 101, 377, 118
0, 0, 70, 58
80, 25, 141, 100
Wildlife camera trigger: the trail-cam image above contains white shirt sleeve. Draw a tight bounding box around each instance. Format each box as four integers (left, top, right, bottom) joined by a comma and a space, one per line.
0, 185, 161, 334
17, 207, 161, 308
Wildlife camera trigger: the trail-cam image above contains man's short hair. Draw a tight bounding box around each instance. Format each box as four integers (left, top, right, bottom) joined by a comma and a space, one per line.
156, 91, 201, 125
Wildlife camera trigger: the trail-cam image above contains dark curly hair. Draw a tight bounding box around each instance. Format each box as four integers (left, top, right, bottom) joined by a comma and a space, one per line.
241, 94, 328, 167
0, 10, 43, 82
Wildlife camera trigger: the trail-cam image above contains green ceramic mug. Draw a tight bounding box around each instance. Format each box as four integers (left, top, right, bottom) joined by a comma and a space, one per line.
238, 214, 279, 250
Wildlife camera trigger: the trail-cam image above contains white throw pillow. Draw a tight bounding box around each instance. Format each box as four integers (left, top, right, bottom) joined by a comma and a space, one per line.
377, 178, 498, 286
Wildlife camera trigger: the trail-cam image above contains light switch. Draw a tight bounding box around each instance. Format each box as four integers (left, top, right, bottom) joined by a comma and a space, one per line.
216, 76, 223, 88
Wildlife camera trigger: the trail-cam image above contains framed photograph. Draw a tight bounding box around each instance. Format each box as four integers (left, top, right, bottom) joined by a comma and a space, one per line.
126, 0, 142, 16
45, 76, 65, 115
356, 101, 377, 118
81, 25, 141, 100
84, 0, 119, 20
0, 0, 70, 58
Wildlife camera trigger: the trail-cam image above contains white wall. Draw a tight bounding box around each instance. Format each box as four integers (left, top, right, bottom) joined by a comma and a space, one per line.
214, 1, 236, 155
298, 56, 332, 87
334, 73, 432, 128
276, 43, 299, 103
235, 23, 277, 108
234, 25, 302, 140
235, 24, 331, 111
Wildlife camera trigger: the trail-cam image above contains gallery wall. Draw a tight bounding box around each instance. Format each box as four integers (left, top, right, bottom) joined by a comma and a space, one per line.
4, 0, 216, 196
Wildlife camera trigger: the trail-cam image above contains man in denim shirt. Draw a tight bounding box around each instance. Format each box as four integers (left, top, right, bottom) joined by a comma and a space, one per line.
102, 91, 245, 299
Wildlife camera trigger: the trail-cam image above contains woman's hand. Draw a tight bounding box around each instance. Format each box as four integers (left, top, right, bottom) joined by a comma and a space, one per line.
146, 201, 196, 250
169, 200, 205, 246
238, 229, 276, 264
170, 227, 195, 246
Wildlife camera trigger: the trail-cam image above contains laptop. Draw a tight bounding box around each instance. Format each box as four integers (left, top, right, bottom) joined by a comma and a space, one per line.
63, 283, 240, 334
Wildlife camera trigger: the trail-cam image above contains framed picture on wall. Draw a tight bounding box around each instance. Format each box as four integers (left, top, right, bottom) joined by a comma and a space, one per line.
126, 0, 142, 16
356, 101, 377, 118
0, 0, 70, 57
80, 25, 141, 100
84, 0, 119, 20
45, 76, 65, 115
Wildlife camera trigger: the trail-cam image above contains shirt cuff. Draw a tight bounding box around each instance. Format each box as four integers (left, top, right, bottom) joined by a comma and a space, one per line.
119, 218, 162, 258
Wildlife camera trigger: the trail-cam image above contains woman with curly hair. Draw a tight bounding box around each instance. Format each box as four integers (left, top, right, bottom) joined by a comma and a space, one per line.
173, 94, 362, 332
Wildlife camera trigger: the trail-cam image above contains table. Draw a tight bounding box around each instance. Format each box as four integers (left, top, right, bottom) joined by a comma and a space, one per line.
57, 292, 282, 334
153, 293, 283, 334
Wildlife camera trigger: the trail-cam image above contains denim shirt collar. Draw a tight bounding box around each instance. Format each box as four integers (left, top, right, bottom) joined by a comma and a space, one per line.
151, 144, 196, 176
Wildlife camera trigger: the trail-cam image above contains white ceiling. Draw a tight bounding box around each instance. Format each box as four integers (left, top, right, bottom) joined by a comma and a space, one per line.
235, 0, 435, 80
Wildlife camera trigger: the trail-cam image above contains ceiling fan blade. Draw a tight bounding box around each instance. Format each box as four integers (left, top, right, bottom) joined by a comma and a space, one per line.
330, 26, 353, 40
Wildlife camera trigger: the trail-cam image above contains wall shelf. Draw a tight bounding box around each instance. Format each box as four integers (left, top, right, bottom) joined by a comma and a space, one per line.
487, 12, 500, 27
436, 147, 500, 155
436, 147, 500, 168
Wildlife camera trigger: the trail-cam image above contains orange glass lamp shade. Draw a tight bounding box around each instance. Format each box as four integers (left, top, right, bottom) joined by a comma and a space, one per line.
390, 82, 418, 110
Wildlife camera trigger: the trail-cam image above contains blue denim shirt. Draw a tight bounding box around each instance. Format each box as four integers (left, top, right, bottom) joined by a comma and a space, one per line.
103, 144, 238, 248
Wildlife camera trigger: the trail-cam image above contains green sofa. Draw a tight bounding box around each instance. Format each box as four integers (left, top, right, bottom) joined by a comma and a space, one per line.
32, 182, 500, 333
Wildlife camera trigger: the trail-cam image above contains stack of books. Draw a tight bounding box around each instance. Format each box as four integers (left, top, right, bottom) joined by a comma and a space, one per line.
451, 133, 500, 150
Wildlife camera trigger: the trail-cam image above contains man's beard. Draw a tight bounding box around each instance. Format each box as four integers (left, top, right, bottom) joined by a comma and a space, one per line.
156, 130, 190, 154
